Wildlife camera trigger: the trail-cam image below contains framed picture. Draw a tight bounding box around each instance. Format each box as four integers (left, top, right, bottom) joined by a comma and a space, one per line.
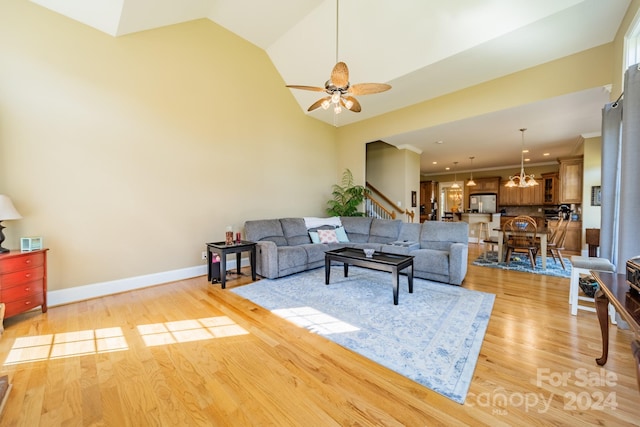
591, 186, 601, 206
411, 191, 417, 207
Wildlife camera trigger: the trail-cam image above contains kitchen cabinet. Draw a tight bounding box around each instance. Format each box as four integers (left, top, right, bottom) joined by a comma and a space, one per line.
542, 173, 559, 205
559, 156, 583, 204
420, 181, 438, 221
548, 219, 582, 254
467, 177, 500, 195
499, 182, 542, 206
420, 181, 434, 205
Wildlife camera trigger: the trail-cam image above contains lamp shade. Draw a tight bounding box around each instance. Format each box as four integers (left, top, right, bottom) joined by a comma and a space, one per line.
0, 195, 22, 220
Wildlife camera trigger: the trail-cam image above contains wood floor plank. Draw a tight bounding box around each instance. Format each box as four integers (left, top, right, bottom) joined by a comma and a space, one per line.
0, 245, 638, 426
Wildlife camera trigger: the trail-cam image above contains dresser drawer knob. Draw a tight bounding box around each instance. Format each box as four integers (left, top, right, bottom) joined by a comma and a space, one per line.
25, 273, 31, 278
24, 301, 31, 305
24, 287, 30, 292
25, 259, 32, 264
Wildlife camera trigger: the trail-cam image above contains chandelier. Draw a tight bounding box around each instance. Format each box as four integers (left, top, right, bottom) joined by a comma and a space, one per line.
466, 156, 476, 186
505, 128, 538, 188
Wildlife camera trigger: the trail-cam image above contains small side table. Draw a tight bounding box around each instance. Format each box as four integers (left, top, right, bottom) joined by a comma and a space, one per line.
206, 241, 256, 289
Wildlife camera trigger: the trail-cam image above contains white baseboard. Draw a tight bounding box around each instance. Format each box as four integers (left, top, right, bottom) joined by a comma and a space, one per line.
47, 258, 248, 307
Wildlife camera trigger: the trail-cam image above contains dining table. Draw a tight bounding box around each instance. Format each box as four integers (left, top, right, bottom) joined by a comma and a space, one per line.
494, 227, 549, 269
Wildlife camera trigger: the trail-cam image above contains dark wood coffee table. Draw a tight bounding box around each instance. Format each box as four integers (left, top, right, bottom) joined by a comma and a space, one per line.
324, 247, 414, 305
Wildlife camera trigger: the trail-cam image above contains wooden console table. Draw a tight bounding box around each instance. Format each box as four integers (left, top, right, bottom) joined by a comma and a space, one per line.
591, 271, 640, 391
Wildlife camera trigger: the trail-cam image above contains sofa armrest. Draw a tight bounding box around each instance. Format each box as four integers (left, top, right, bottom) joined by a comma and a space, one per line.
448, 242, 468, 285
255, 241, 279, 279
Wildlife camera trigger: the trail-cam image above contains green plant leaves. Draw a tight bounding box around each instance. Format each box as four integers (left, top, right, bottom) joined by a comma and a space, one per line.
326, 169, 369, 217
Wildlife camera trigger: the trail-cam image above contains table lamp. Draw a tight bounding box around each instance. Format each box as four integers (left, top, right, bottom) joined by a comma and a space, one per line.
0, 195, 22, 253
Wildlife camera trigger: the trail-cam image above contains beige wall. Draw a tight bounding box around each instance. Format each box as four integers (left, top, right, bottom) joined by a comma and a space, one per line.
365, 141, 420, 217
582, 137, 602, 247
0, 1, 337, 291
2, 0, 637, 294
612, 0, 640, 99
337, 43, 614, 184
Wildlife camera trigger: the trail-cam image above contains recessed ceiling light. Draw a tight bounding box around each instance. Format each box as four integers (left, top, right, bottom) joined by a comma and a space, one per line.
524, 158, 531, 162
543, 153, 550, 156
522, 149, 529, 153
435, 140, 444, 144
445, 167, 450, 170
432, 161, 437, 164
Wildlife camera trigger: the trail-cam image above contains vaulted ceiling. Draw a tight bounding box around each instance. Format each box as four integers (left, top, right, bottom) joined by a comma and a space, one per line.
29, 0, 631, 175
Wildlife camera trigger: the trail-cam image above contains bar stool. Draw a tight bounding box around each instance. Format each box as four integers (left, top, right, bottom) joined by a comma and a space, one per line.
482, 237, 500, 260
476, 222, 490, 245
569, 256, 616, 323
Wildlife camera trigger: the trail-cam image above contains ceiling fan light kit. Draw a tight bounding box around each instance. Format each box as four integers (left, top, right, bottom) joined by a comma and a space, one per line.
285, 0, 391, 115
505, 128, 539, 188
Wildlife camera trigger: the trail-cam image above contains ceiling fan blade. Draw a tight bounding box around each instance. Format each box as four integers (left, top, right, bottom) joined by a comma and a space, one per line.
342, 96, 361, 112
286, 85, 326, 92
349, 83, 392, 95
331, 62, 349, 88
308, 96, 331, 112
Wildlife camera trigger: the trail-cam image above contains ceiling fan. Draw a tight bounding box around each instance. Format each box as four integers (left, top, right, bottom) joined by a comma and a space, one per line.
286, 62, 391, 114
285, 0, 391, 114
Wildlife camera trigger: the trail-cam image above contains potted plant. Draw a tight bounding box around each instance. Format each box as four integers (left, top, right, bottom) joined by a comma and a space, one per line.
326, 169, 369, 217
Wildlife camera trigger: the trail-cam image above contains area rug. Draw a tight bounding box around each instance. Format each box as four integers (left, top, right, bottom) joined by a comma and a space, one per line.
472, 251, 572, 278
231, 266, 495, 404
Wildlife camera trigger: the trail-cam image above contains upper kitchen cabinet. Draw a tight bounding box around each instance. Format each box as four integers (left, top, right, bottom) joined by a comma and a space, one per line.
467, 177, 500, 195
558, 156, 583, 204
499, 179, 543, 206
542, 172, 559, 205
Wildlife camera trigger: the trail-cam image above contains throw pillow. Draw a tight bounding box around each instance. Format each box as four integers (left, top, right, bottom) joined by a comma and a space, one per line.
309, 231, 320, 244
317, 228, 339, 243
334, 226, 349, 243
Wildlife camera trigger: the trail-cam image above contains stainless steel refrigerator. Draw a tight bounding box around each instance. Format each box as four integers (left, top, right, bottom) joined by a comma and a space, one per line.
469, 193, 497, 213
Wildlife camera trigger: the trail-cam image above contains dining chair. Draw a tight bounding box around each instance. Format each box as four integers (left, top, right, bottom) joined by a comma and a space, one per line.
544, 217, 571, 269
504, 216, 538, 268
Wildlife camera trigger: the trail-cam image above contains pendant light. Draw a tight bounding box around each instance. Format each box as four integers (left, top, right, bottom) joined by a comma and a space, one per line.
451, 162, 461, 189
466, 156, 476, 186
505, 128, 538, 188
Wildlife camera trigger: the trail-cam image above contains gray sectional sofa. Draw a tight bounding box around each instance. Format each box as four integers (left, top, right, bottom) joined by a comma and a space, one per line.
244, 217, 469, 285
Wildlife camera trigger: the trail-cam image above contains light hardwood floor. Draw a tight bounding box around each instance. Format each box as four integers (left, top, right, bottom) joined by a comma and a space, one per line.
0, 246, 638, 426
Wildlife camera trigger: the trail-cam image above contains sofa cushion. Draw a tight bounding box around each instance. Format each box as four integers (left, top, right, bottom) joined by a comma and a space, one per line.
280, 218, 311, 246
420, 221, 468, 250
369, 219, 402, 243
309, 231, 320, 244
397, 222, 421, 242
413, 248, 450, 276
340, 217, 372, 243
335, 226, 349, 242
318, 229, 339, 243
244, 219, 287, 246
277, 246, 308, 275
302, 243, 329, 265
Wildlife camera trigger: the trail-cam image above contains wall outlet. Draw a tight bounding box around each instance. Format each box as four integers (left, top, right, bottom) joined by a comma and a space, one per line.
201, 251, 207, 260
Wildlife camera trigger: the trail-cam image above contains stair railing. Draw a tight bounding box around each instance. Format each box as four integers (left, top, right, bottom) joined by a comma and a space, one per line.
365, 182, 415, 223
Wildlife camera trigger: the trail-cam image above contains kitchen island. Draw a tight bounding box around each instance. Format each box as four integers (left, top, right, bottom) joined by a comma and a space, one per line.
461, 213, 501, 243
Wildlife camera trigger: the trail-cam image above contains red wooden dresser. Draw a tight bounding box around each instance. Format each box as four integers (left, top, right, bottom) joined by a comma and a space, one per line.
0, 249, 48, 320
